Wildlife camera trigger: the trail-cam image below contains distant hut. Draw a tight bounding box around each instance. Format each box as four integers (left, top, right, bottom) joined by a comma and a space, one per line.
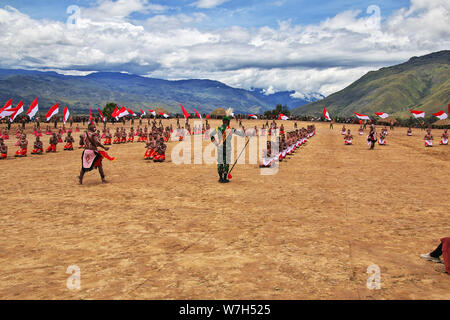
211, 108, 226, 119
155, 107, 170, 115
375, 116, 398, 125
432, 118, 450, 129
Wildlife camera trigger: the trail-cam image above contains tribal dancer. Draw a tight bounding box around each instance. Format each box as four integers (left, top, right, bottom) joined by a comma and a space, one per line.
344, 129, 353, 145
153, 138, 167, 162
407, 127, 413, 136
210, 110, 246, 183
1, 128, 9, 140
358, 126, 364, 136
64, 132, 75, 151
79, 123, 115, 184
424, 129, 433, 147
31, 136, 44, 155
0, 137, 7, 159
46, 133, 58, 153
104, 128, 112, 145
78, 133, 85, 149
367, 125, 377, 150
120, 127, 127, 143
128, 127, 135, 143
144, 135, 156, 160
113, 128, 121, 144
440, 129, 448, 145
378, 130, 386, 145
15, 134, 28, 157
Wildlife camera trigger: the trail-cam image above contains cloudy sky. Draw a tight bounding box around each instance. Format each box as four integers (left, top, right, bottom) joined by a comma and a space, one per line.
0, 0, 448, 97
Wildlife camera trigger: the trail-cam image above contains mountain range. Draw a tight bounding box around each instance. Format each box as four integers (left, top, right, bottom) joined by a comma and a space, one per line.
0, 69, 322, 115
292, 50, 450, 119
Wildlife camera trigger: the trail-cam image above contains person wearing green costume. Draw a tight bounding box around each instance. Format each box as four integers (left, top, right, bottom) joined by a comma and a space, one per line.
210, 115, 246, 183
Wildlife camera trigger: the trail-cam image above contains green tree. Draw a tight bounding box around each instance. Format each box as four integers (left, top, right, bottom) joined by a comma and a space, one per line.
103, 103, 117, 118
265, 104, 290, 119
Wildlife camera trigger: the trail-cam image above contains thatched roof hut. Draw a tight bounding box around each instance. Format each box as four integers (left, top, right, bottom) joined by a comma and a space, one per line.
155, 107, 170, 115
375, 116, 398, 124
432, 118, 450, 128
211, 108, 226, 118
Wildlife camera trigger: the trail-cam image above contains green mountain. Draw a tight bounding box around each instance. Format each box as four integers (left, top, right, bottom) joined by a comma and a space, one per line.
292, 50, 450, 119
0, 69, 320, 115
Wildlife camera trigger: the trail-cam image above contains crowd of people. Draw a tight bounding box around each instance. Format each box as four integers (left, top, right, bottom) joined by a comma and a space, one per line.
259, 122, 316, 168
337, 123, 449, 149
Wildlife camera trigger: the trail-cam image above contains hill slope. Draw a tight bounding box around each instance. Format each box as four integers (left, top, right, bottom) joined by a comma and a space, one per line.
292, 50, 450, 119
0, 69, 320, 114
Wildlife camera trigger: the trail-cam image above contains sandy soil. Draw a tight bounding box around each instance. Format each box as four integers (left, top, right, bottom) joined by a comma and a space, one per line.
0, 120, 449, 300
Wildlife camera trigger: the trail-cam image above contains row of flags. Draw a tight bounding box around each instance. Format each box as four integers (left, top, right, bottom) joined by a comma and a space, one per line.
1, 98, 292, 122
323, 106, 450, 121
0, 99, 171, 123
179, 104, 290, 120
0, 99, 71, 123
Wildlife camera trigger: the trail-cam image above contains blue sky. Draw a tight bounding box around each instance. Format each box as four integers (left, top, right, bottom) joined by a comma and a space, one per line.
1, 0, 410, 29
0, 0, 448, 96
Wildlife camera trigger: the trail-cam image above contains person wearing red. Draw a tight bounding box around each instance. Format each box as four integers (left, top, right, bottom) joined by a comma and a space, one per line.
64, 131, 75, 151
421, 237, 450, 274
31, 136, 44, 155
15, 134, 28, 157
46, 133, 58, 153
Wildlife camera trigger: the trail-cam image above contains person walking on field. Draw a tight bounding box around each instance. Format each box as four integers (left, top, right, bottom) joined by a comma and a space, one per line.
367, 124, 377, 150
79, 123, 115, 185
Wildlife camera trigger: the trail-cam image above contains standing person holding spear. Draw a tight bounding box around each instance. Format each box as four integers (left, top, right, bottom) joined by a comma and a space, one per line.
210, 109, 246, 183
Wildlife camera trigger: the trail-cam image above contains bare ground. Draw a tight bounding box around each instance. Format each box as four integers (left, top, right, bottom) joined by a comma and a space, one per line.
0, 120, 449, 300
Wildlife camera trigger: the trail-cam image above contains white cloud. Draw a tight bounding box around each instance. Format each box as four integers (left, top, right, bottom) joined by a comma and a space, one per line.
190, 0, 229, 9
0, 1, 448, 97
83, 0, 168, 20
262, 86, 276, 95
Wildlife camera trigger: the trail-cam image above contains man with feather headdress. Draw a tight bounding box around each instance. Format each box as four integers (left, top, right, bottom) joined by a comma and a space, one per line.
210, 108, 245, 183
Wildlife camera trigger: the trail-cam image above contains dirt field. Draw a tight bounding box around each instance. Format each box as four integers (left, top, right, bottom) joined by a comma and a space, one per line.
0, 120, 449, 300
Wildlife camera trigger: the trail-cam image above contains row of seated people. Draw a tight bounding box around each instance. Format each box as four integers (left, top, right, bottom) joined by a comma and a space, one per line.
0, 133, 75, 159
344, 129, 387, 145
260, 126, 316, 168
424, 129, 448, 147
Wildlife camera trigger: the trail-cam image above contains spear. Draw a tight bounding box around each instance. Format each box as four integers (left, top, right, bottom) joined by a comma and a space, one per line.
227, 137, 251, 180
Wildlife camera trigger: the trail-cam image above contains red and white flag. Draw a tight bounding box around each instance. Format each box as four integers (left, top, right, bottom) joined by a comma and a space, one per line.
89, 108, 93, 123
194, 109, 202, 119
353, 112, 370, 120
63, 105, 70, 124
249, 114, 258, 119
140, 108, 146, 116
27, 98, 39, 119
117, 106, 129, 118
0, 99, 12, 112
0, 99, 13, 118
278, 114, 289, 120
410, 109, 425, 118
323, 108, 331, 121
180, 104, 190, 119
159, 112, 169, 118
148, 109, 157, 116
111, 106, 120, 120
98, 109, 106, 122
375, 112, 389, 119
10, 101, 24, 122
127, 108, 137, 117
433, 110, 448, 120
46, 103, 59, 121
